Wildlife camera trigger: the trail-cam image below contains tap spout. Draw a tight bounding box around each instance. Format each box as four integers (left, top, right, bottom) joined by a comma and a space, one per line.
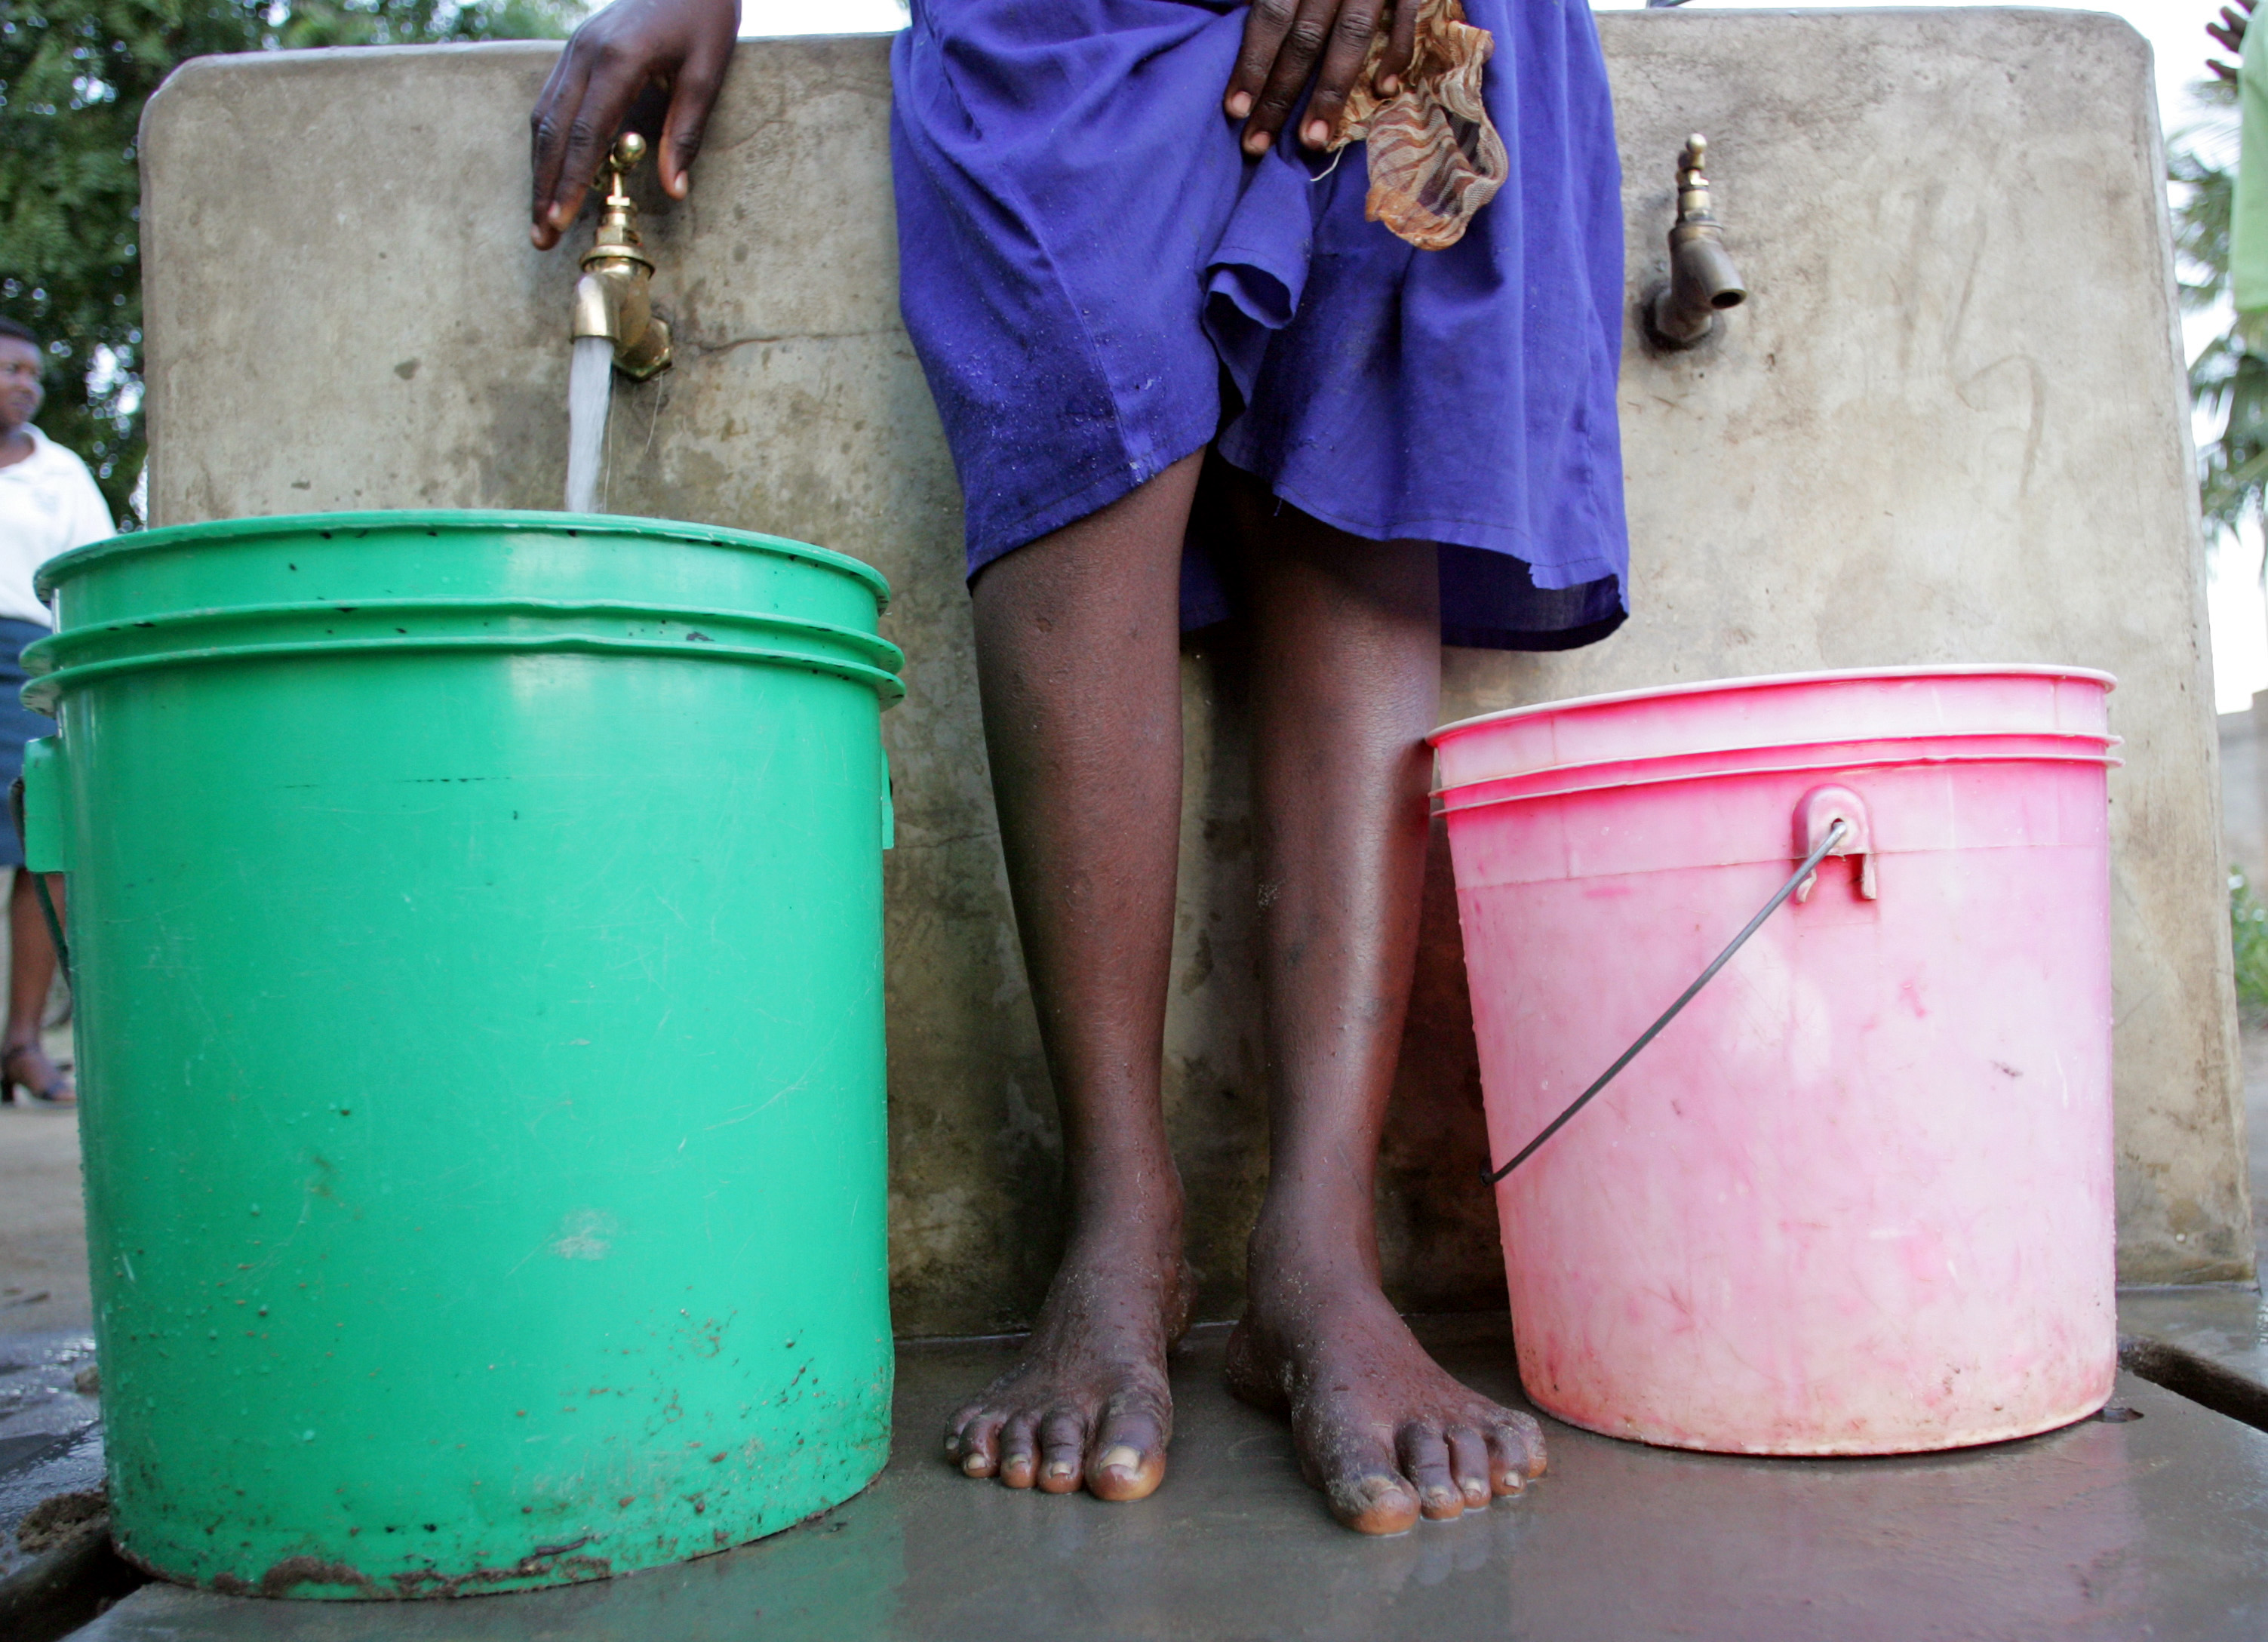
1646, 135, 1747, 351
572, 134, 672, 381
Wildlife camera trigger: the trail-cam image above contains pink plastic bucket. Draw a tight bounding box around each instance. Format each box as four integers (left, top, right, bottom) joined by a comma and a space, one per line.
1430, 666, 2119, 1455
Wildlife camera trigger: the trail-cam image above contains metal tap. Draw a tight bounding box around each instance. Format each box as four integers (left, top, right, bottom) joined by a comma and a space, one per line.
1646, 135, 1747, 351
571, 133, 672, 380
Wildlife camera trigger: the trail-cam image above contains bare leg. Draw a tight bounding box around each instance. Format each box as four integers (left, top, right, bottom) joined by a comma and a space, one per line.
1219, 475, 1546, 1533
3, 868, 69, 1102
941, 454, 1202, 1502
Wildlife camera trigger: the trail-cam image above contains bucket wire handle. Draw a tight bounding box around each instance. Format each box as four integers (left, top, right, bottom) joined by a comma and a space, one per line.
1479, 819, 1849, 1188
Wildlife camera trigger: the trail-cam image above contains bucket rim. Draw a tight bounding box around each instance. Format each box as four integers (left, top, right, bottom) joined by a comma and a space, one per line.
33, 510, 893, 611
1427, 663, 2118, 747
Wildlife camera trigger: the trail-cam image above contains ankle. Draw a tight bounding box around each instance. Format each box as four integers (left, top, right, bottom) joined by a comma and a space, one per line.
1060, 1176, 1183, 1263
1248, 1198, 1379, 1291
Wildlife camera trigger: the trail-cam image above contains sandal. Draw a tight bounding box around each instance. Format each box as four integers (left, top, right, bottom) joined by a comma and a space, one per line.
2, 1043, 73, 1106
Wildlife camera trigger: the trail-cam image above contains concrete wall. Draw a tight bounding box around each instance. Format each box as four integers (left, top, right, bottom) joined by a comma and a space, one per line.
137, 8, 2252, 1329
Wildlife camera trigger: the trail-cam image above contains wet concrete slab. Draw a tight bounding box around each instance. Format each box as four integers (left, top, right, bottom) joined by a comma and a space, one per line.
2120, 1287, 2268, 1382
70, 1317, 2268, 1641
0, 1331, 101, 1582
2119, 1284, 2268, 1432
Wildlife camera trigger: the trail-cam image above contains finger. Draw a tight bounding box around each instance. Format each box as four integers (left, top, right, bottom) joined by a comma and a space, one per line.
1242, 0, 1341, 157
1225, 0, 1298, 124
1397, 1423, 1464, 1521
1301, 0, 1386, 151
544, 54, 650, 237
957, 1410, 1006, 1478
1376, 0, 1418, 97
997, 1411, 1040, 1489
1446, 1425, 1493, 1511
1037, 1409, 1087, 1494
659, 48, 727, 198
2214, 60, 2241, 79
530, 48, 593, 248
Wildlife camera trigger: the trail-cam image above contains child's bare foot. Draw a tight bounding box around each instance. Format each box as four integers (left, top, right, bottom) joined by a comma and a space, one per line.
942, 1224, 1193, 1502
1226, 1239, 1546, 1535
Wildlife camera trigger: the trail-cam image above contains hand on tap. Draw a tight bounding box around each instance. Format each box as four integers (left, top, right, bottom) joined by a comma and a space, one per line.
530, 0, 742, 249
2208, 0, 2254, 81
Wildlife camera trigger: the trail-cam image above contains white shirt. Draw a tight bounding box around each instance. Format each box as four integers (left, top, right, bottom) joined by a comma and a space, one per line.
0, 426, 115, 627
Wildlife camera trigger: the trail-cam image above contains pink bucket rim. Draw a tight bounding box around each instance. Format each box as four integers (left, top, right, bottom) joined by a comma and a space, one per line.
1427, 663, 2118, 748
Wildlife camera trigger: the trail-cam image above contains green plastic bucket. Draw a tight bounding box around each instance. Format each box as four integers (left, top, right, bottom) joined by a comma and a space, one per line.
18, 511, 902, 1597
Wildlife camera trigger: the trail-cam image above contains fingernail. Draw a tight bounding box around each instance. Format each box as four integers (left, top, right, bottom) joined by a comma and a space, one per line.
1305, 119, 1329, 147
1226, 91, 1252, 118
1099, 1444, 1142, 1477
1378, 73, 1400, 94
1244, 130, 1271, 156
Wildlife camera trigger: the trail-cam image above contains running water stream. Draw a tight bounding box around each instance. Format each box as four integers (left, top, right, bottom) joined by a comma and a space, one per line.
565, 335, 614, 514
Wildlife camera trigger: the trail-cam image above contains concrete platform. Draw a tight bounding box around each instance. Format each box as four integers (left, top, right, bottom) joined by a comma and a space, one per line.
2113, 1019, 2268, 1422
69, 1318, 2268, 1641
2121, 1286, 2268, 1413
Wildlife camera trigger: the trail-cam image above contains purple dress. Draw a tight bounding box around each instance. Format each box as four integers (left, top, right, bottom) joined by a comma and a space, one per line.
890, 0, 1627, 650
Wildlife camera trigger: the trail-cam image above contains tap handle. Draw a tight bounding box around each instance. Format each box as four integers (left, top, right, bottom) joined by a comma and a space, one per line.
601, 132, 648, 204
1675, 134, 1716, 222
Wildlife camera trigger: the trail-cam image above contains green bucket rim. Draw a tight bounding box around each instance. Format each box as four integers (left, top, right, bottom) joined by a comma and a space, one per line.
33, 510, 894, 611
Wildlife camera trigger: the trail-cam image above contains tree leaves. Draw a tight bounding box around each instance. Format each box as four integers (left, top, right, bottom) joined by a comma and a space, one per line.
2170, 76, 2268, 549
0, 0, 585, 525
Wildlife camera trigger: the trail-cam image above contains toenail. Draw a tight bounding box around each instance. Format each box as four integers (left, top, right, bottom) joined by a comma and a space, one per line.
1099, 1444, 1142, 1475
960, 1455, 988, 1477
1046, 1462, 1075, 1479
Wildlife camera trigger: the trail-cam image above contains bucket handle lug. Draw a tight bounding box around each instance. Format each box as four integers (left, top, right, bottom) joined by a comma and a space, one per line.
1794, 784, 1876, 902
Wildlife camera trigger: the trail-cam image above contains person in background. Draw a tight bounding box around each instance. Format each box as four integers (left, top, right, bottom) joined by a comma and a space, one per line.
0, 317, 113, 1105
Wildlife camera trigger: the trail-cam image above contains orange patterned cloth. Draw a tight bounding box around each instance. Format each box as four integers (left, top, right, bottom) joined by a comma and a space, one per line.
1329, 0, 1507, 251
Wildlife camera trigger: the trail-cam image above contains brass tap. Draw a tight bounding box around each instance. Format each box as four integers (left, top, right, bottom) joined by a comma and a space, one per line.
1645, 135, 1747, 351
571, 133, 673, 380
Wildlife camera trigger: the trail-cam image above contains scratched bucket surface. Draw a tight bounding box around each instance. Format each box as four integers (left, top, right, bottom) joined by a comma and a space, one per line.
1431, 666, 2119, 1455
19, 511, 902, 1596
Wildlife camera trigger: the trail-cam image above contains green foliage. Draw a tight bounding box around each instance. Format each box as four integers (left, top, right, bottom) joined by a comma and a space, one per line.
2166, 78, 2268, 546
2233, 869, 2268, 1017
0, 0, 585, 525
